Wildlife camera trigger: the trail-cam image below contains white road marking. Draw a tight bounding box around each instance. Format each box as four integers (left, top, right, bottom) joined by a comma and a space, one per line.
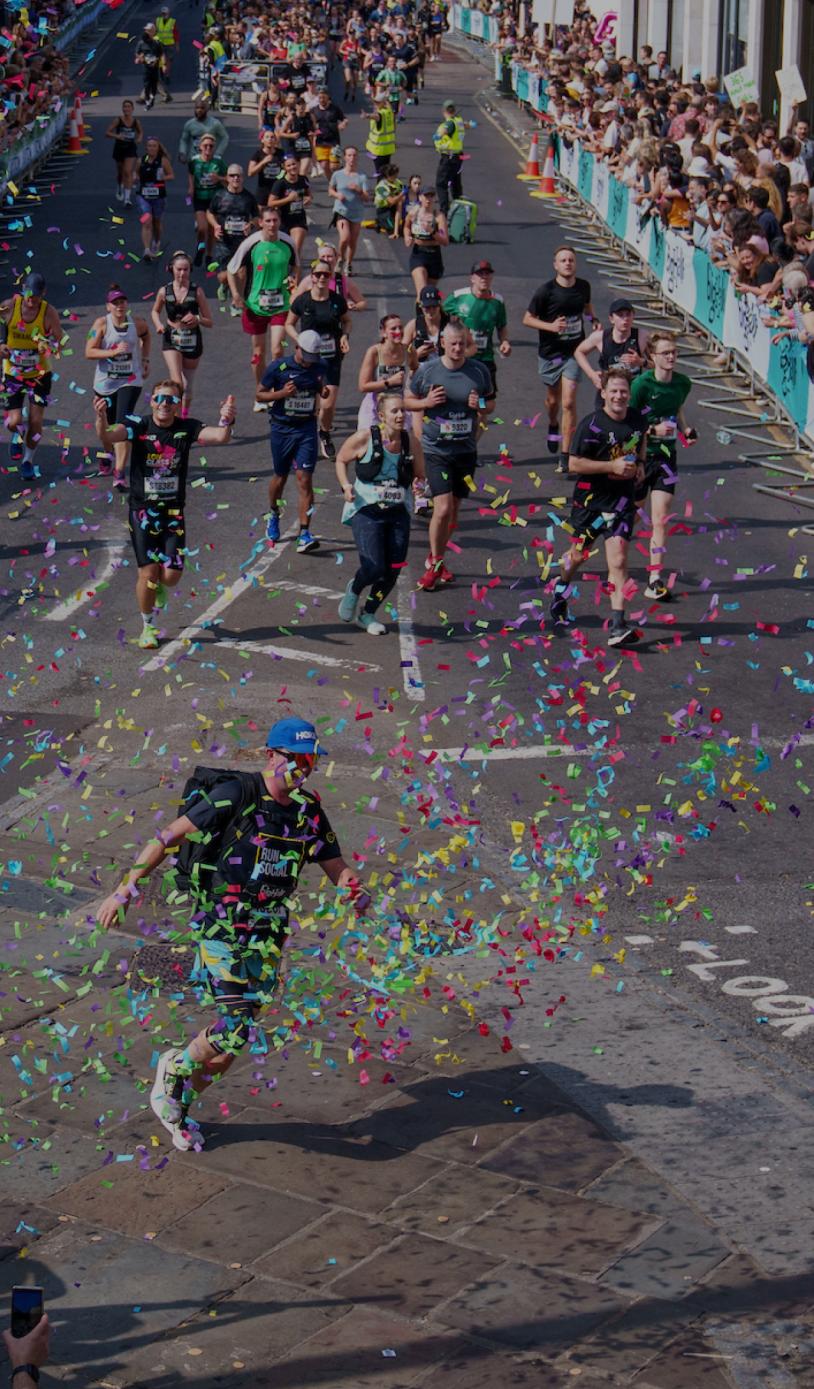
432, 743, 594, 762
364, 233, 426, 705
677, 939, 814, 1039
266, 579, 346, 599
396, 585, 426, 702
141, 528, 298, 671
216, 638, 381, 672
725, 925, 757, 935
44, 542, 125, 622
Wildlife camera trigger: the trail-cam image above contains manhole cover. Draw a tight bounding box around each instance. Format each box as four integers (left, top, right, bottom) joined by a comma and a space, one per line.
128, 940, 193, 992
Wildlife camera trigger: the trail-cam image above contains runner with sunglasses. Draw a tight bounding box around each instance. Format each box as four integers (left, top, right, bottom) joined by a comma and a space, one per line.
93, 379, 235, 649
96, 715, 368, 1151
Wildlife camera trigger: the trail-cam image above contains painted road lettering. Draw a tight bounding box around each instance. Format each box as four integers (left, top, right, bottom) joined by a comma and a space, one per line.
677, 941, 814, 1039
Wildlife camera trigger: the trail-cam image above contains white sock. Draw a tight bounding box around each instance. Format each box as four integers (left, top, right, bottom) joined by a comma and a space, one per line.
22, 447, 35, 464
141, 610, 154, 628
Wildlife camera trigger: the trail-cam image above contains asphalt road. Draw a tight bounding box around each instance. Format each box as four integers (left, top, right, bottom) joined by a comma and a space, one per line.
2, 18, 814, 1071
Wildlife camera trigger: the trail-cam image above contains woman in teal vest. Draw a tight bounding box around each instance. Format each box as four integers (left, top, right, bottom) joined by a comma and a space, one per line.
335, 394, 424, 636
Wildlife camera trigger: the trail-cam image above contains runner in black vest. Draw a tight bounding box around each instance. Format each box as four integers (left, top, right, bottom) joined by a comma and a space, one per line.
574, 298, 648, 404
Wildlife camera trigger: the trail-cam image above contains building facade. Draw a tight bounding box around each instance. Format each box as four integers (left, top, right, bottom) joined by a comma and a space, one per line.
615, 0, 811, 127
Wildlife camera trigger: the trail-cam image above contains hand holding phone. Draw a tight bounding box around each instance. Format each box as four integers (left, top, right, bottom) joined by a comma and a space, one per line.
11, 1288, 43, 1341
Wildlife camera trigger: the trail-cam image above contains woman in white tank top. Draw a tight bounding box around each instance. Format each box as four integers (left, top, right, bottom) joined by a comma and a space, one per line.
86, 285, 151, 484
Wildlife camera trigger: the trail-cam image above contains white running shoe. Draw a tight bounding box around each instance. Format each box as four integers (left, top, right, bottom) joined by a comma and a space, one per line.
150, 1048, 186, 1131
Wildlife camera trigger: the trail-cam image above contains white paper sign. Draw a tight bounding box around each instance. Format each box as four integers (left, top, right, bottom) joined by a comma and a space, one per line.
723, 65, 759, 107
776, 64, 807, 106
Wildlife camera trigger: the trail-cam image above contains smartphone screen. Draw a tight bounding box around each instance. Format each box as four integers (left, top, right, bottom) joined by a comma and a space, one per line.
11, 1287, 43, 1340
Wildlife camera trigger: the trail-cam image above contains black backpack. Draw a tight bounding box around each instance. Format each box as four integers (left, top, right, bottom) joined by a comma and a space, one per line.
171, 766, 268, 900
355, 424, 413, 488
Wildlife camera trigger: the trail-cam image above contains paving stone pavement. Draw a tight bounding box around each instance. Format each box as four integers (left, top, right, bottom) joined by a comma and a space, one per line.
2, 737, 812, 1385
4, 986, 806, 1388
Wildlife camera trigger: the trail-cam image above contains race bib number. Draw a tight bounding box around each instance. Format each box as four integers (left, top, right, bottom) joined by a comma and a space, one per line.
374, 481, 405, 506
9, 348, 40, 374
258, 290, 284, 312
224, 215, 246, 236
295, 137, 311, 155
562, 314, 583, 339
439, 416, 472, 438
285, 392, 315, 415
141, 183, 161, 199
318, 333, 336, 357
288, 197, 303, 214
473, 330, 489, 350
660, 420, 677, 439
171, 327, 197, 350
202, 171, 216, 188
145, 474, 178, 497
109, 354, 133, 377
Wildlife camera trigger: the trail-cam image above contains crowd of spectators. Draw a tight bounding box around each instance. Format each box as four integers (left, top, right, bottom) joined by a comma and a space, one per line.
0, 0, 75, 175
477, 0, 814, 361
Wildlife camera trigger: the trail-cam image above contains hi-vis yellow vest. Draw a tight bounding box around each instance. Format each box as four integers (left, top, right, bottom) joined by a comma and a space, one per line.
155, 15, 175, 45
433, 114, 464, 154
366, 106, 396, 159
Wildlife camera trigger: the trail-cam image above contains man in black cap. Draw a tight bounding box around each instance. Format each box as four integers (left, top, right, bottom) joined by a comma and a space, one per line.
574, 298, 648, 404
444, 260, 511, 395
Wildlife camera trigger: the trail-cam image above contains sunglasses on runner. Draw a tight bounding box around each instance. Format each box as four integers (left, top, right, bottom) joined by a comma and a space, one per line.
153, 392, 181, 405
274, 748, 318, 772
312, 271, 330, 279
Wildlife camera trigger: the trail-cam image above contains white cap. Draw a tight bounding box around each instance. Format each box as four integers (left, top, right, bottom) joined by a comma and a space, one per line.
297, 329, 323, 359
687, 156, 712, 178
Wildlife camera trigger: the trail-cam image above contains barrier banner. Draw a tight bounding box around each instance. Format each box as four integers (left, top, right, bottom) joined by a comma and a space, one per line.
606, 176, 628, 240
219, 60, 270, 112
577, 146, 592, 203
663, 231, 694, 315
693, 251, 727, 341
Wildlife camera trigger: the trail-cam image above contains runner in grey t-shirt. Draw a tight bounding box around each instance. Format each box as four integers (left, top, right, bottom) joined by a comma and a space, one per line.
404, 320, 494, 591
328, 147, 371, 275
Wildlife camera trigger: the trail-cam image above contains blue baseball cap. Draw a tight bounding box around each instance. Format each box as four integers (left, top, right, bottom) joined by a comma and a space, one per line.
266, 716, 321, 754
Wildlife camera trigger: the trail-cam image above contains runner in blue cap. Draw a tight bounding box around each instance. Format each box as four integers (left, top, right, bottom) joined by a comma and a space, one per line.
96, 715, 367, 1150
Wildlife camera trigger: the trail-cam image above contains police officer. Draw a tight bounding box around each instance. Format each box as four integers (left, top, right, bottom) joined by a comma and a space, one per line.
154, 7, 178, 94
434, 97, 464, 213
366, 88, 396, 179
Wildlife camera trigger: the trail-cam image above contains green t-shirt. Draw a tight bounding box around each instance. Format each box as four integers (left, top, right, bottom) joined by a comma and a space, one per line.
377, 68, 406, 97
629, 370, 692, 458
443, 289, 507, 363
189, 154, 226, 202
246, 236, 296, 317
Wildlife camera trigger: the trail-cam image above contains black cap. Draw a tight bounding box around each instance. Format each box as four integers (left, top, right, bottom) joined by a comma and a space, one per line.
419, 286, 442, 305
23, 271, 46, 297
608, 297, 634, 315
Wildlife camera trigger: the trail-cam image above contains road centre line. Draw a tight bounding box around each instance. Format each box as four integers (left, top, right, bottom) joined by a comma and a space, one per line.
432, 743, 594, 762
363, 233, 426, 704
141, 527, 298, 672
44, 541, 126, 623
216, 638, 381, 673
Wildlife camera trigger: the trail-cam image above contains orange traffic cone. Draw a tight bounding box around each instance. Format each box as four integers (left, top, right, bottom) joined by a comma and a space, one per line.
66, 112, 83, 153
73, 92, 85, 137
517, 130, 540, 180
530, 139, 557, 199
